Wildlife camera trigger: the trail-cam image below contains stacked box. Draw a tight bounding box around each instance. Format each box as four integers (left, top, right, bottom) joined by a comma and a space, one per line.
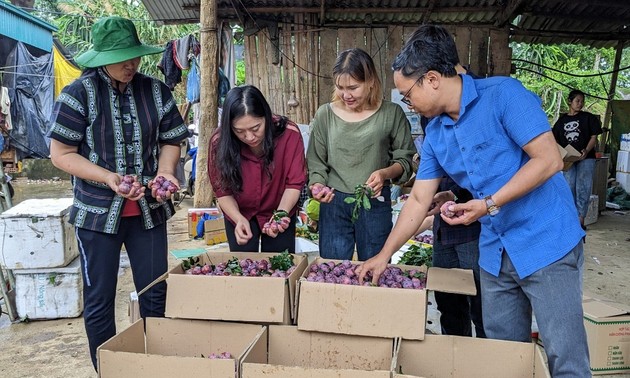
616, 150, 630, 173
204, 218, 227, 245
394, 335, 549, 377
165, 251, 308, 324
621, 133, 630, 152
616, 146, 630, 192
14, 257, 83, 319
0, 198, 83, 319
583, 296, 630, 375
0, 198, 77, 269
297, 258, 476, 340
98, 318, 265, 378
242, 325, 394, 377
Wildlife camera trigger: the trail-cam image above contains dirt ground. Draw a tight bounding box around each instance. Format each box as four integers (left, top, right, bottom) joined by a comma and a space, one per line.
1, 179, 629, 378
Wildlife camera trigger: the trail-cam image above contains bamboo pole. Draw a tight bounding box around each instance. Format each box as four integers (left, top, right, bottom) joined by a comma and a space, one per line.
194, 0, 219, 208
600, 40, 624, 153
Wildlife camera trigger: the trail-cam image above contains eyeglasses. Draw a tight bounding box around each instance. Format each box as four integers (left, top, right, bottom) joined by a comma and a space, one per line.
401, 74, 425, 106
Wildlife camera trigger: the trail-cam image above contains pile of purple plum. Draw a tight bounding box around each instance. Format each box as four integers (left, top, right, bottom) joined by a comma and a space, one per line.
185, 257, 296, 278
305, 260, 426, 289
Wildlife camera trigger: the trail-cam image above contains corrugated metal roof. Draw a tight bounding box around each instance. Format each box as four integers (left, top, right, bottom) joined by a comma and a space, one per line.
0, 1, 57, 52
141, 0, 630, 48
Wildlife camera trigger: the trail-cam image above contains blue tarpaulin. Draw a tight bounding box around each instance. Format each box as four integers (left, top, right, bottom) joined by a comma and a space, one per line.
3, 42, 54, 159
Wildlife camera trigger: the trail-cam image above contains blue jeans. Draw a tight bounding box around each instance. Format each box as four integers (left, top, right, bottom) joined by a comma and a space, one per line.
481, 242, 590, 377
433, 239, 485, 337
564, 158, 595, 218
319, 186, 392, 261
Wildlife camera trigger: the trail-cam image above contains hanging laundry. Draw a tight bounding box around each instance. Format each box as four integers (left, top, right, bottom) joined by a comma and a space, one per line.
158, 34, 200, 90
174, 34, 200, 70
1, 86, 12, 131
186, 56, 200, 104
157, 40, 182, 90
53, 45, 81, 99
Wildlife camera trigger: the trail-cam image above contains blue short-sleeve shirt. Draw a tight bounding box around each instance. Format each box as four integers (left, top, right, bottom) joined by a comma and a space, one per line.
418, 75, 584, 278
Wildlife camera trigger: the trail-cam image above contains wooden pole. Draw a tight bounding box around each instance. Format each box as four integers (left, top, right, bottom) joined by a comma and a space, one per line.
600, 40, 624, 153
194, 0, 219, 208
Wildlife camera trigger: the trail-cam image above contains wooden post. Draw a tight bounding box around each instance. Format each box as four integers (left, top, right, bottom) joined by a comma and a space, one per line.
600, 40, 624, 153
194, 0, 219, 208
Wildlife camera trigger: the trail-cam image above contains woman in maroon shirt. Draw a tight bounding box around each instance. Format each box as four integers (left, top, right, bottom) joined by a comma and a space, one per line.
208, 85, 306, 252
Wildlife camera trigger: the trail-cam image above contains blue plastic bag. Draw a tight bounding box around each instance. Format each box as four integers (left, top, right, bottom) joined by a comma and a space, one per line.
186, 57, 200, 104
195, 213, 221, 239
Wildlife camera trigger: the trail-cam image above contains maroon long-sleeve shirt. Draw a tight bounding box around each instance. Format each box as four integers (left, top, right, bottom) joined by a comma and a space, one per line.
208, 121, 306, 229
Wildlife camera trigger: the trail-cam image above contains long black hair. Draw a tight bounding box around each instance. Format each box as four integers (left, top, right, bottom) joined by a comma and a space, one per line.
214, 85, 288, 193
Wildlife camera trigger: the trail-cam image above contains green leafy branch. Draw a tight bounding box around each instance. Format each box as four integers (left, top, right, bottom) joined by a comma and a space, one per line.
343, 184, 374, 223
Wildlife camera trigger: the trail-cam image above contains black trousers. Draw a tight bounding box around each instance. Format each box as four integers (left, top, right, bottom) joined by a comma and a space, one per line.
224, 214, 296, 253
76, 216, 168, 370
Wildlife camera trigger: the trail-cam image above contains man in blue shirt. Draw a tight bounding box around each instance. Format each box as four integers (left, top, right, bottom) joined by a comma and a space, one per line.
358, 25, 589, 377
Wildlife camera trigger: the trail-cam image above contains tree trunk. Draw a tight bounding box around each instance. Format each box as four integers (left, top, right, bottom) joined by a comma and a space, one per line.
553, 89, 563, 124
593, 51, 601, 71
194, 0, 219, 208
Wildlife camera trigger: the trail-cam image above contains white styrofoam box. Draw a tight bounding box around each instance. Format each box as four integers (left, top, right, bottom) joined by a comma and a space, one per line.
617, 150, 630, 173
584, 195, 599, 226
621, 133, 630, 152
616, 171, 630, 192
15, 257, 83, 319
0, 198, 77, 269
295, 237, 319, 263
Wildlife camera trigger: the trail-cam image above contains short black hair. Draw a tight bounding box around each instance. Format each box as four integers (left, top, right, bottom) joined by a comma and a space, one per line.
392, 24, 459, 79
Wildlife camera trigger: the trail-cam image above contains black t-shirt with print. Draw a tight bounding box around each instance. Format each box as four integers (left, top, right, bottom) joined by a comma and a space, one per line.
552, 111, 602, 159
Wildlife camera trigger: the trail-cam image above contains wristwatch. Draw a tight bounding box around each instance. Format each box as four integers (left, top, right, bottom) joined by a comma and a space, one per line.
484, 195, 500, 216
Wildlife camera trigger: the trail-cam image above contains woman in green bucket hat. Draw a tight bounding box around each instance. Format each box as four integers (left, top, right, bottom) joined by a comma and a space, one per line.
49, 16, 189, 371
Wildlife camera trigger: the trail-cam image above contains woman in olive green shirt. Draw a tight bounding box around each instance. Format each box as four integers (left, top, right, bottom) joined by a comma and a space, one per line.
307, 48, 415, 261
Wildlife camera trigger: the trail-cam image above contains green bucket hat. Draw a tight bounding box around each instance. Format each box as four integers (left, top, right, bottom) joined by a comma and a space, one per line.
75, 16, 164, 68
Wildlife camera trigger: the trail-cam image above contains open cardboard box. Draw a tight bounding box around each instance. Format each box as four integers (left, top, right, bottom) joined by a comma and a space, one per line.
583, 296, 630, 375
296, 258, 476, 340
393, 335, 550, 377
165, 251, 308, 324
97, 318, 265, 378
241, 325, 395, 377
557, 143, 582, 171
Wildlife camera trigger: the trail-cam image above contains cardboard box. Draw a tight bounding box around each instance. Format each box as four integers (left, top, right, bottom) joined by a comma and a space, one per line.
583, 297, 630, 375
621, 133, 630, 152
165, 251, 308, 324
617, 150, 630, 173
557, 144, 582, 171
0, 198, 78, 269
296, 259, 476, 340
584, 195, 599, 226
205, 230, 228, 245
14, 257, 83, 319
204, 218, 227, 245
393, 335, 550, 377
187, 208, 222, 238
616, 171, 630, 192
241, 325, 394, 377
98, 318, 265, 378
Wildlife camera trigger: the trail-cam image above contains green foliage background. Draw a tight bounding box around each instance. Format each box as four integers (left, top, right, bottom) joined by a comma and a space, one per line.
511, 42, 630, 122
31, 0, 630, 120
